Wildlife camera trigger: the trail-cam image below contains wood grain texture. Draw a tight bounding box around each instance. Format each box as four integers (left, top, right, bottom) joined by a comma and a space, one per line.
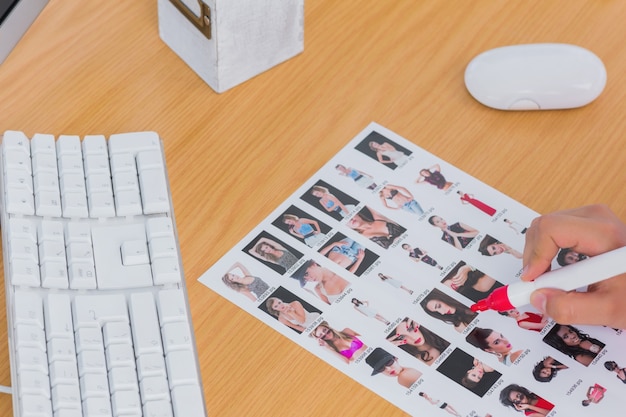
1, 1, 625, 416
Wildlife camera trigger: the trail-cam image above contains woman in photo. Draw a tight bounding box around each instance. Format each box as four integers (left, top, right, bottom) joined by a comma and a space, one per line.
265, 297, 321, 333
457, 190, 497, 216
503, 218, 528, 235
478, 235, 522, 259
543, 324, 605, 366
466, 327, 523, 366
368, 140, 410, 166
499, 308, 548, 332
532, 357, 568, 382
365, 347, 422, 388
420, 289, 477, 333
310, 185, 354, 218
418, 392, 461, 417
461, 358, 497, 389
428, 215, 479, 249
379, 184, 424, 215
556, 247, 588, 266
319, 237, 365, 274
310, 321, 368, 363
248, 236, 299, 272
347, 206, 406, 249
221, 262, 269, 301
281, 214, 325, 247
582, 384, 606, 406
604, 360, 626, 384
291, 260, 350, 304
402, 244, 444, 270
499, 384, 554, 416
416, 163, 453, 190
351, 298, 390, 325
378, 272, 414, 295
387, 318, 449, 365
335, 164, 377, 190
442, 261, 503, 302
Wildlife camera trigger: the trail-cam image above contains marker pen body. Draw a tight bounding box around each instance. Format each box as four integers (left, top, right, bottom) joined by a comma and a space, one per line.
471, 246, 626, 312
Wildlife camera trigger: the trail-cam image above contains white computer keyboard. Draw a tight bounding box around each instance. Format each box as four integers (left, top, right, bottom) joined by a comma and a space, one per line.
0, 131, 207, 417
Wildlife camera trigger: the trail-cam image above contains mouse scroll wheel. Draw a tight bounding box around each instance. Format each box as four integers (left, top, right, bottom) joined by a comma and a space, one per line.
509, 99, 540, 110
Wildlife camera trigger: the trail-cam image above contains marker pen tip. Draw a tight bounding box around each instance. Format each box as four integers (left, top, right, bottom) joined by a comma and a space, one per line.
470, 299, 489, 312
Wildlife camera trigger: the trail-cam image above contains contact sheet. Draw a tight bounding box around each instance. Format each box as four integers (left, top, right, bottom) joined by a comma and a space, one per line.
199, 123, 624, 416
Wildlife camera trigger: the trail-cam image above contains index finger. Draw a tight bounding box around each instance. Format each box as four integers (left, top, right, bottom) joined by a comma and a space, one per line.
522, 206, 623, 281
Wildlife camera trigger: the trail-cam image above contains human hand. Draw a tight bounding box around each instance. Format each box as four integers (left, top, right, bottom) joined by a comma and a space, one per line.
521, 205, 626, 327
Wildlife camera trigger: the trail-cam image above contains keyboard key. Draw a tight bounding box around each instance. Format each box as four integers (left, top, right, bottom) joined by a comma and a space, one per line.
75, 327, 105, 354
49, 360, 79, 386
103, 321, 133, 346
65, 222, 91, 243
18, 370, 51, 398
13, 291, 44, 328
44, 294, 74, 340
136, 353, 167, 380
108, 367, 139, 392
38, 220, 64, 240
82, 397, 113, 417
5, 169, 34, 193
140, 376, 170, 403
10, 238, 39, 263
152, 257, 182, 285
109, 131, 161, 155
129, 292, 163, 355
146, 217, 174, 239
9, 218, 38, 242
111, 390, 142, 415
3, 130, 31, 152
157, 289, 189, 325
56, 135, 81, 156
77, 350, 107, 376
68, 263, 97, 290
5, 186, 35, 215
143, 400, 174, 417
31, 133, 56, 155
15, 324, 47, 351
171, 385, 206, 417
138, 168, 170, 214
17, 347, 49, 374
11, 259, 41, 286
20, 393, 53, 417
82, 135, 108, 156
106, 344, 136, 369
80, 373, 110, 398
40, 261, 70, 289
51, 384, 81, 411
73, 294, 128, 328
47, 338, 77, 363
161, 322, 193, 352
165, 351, 198, 387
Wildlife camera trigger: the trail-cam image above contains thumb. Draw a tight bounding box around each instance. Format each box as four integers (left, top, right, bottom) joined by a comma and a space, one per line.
530, 288, 610, 326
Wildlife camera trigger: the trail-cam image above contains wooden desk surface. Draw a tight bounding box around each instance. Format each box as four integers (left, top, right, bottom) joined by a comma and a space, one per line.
1, 1, 625, 415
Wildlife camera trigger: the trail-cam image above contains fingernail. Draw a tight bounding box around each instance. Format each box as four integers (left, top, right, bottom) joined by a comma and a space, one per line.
530, 291, 547, 313
520, 265, 529, 279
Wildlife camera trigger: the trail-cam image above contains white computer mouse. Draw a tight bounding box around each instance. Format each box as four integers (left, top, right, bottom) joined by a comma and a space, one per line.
464, 43, 606, 110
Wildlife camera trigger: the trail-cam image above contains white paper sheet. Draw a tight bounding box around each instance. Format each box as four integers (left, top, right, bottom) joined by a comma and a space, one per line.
199, 122, 624, 416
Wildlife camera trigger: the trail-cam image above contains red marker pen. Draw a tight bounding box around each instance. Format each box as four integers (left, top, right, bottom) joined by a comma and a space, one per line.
471, 246, 626, 312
